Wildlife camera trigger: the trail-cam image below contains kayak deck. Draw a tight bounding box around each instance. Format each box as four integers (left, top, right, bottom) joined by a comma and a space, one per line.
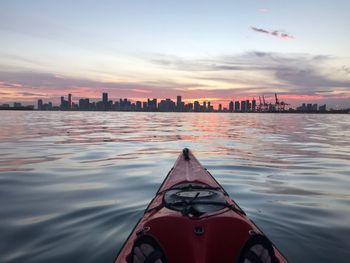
115, 149, 287, 263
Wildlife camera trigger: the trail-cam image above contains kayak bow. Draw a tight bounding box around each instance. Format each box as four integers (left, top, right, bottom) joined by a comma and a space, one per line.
115, 148, 287, 263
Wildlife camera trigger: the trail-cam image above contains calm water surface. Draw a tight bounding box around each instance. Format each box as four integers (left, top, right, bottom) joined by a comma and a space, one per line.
0, 111, 349, 262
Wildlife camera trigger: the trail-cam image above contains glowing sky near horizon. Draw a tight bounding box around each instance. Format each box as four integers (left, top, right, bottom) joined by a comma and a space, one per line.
0, 0, 349, 107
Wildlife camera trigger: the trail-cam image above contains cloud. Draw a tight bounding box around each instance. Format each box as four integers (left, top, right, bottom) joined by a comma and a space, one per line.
0, 70, 209, 103
1, 51, 349, 108
251, 27, 294, 39
341, 66, 350, 75
148, 51, 350, 97
251, 27, 270, 34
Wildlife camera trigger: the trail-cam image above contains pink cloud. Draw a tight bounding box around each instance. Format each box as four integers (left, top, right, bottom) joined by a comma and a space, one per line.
130, 89, 152, 94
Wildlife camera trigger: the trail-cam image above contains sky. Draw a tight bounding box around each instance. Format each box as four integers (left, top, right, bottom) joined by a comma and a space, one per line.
0, 0, 349, 108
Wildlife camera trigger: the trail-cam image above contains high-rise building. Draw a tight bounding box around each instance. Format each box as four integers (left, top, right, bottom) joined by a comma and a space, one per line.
194, 101, 200, 112
68, 94, 72, 109
136, 101, 142, 111
229, 101, 234, 112
147, 98, 157, 111
218, 104, 222, 112
142, 101, 148, 111
79, 98, 90, 110
246, 100, 250, 112
241, 101, 246, 112
158, 98, 176, 112
38, 99, 43, 110
319, 104, 326, 112
235, 101, 240, 112
103, 93, 108, 110
60, 96, 69, 110
187, 103, 194, 111
252, 99, 256, 112
176, 96, 182, 111
307, 104, 313, 112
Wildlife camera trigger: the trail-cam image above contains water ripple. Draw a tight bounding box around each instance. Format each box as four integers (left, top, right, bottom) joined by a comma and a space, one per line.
0, 112, 349, 262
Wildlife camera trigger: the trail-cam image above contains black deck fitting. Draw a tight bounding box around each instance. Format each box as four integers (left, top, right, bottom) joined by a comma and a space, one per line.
183, 148, 190, 160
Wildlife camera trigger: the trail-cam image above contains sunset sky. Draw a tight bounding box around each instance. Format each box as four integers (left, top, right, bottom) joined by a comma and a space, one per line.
0, 0, 349, 108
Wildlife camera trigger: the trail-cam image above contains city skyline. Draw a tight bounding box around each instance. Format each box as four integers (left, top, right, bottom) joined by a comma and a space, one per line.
2, 92, 339, 114
0, 90, 347, 110
1, 1, 349, 108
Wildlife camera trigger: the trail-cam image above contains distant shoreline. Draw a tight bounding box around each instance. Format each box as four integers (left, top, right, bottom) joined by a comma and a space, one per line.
0, 108, 349, 114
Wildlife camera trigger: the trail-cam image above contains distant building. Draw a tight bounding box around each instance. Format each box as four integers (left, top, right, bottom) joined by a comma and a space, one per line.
61, 96, 64, 108
68, 94, 72, 109
176, 96, 183, 111
235, 101, 240, 112
136, 101, 142, 111
246, 100, 250, 112
14, 102, 22, 108
79, 98, 90, 110
102, 93, 108, 110
60, 96, 70, 110
194, 101, 200, 112
307, 104, 313, 112
319, 104, 327, 112
241, 101, 246, 112
148, 98, 157, 111
203, 101, 207, 111
252, 99, 256, 112
158, 98, 176, 112
218, 104, 222, 112
142, 101, 148, 111
47, 102, 53, 110
38, 99, 43, 110
229, 101, 234, 112
186, 103, 193, 112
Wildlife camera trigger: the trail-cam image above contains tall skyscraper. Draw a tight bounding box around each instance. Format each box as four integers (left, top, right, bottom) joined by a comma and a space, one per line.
235, 101, 240, 112
229, 101, 234, 112
241, 101, 246, 112
252, 99, 256, 112
207, 101, 213, 112
103, 93, 108, 110
38, 99, 43, 110
68, 94, 72, 109
136, 101, 142, 111
194, 101, 200, 112
142, 101, 148, 111
177, 96, 182, 111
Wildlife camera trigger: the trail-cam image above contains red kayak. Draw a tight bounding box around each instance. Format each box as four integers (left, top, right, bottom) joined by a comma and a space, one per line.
115, 149, 288, 263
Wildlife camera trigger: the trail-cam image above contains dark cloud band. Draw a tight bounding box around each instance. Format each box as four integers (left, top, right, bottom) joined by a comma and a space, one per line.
251, 27, 294, 39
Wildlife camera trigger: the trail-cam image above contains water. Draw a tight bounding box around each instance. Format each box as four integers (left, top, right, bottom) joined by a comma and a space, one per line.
0, 111, 349, 263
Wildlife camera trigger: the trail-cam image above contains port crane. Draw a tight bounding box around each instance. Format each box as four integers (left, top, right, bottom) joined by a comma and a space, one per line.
274, 93, 290, 111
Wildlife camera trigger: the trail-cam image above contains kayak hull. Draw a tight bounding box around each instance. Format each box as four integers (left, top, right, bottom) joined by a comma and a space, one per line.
115, 149, 287, 263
